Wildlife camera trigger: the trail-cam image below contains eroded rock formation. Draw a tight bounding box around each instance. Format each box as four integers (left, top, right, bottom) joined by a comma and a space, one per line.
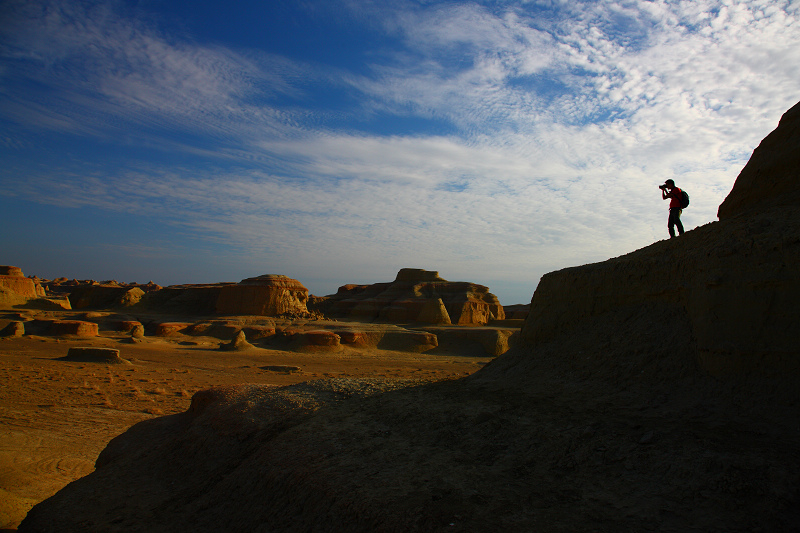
18, 102, 800, 532
67, 284, 145, 309
215, 275, 309, 316
130, 275, 311, 317
0, 266, 41, 304
312, 268, 504, 325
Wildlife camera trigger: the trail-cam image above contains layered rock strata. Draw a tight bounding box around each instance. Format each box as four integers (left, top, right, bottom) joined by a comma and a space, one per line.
313, 268, 504, 325
133, 276, 311, 317
215, 275, 309, 316
0, 266, 46, 309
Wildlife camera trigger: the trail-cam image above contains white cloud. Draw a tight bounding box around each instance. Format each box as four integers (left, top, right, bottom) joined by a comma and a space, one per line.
2, 0, 799, 303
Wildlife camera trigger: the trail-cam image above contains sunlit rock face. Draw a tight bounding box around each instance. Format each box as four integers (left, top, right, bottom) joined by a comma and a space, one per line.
313, 268, 505, 325
0, 265, 39, 299
215, 275, 309, 316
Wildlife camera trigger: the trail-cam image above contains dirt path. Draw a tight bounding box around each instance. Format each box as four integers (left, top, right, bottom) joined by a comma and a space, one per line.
0, 335, 490, 529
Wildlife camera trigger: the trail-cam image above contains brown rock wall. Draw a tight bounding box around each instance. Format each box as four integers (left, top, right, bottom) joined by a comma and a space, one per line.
67, 285, 145, 309
49, 320, 98, 337
215, 275, 309, 316
0, 265, 38, 299
154, 323, 192, 337
0, 266, 23, 276
316, 269, 504, 325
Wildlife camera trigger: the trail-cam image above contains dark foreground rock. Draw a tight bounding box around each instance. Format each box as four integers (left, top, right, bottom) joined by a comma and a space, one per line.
19, 103, 800, 532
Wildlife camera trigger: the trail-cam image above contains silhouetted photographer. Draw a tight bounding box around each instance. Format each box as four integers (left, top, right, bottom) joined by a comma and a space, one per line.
660, 179, 685, 238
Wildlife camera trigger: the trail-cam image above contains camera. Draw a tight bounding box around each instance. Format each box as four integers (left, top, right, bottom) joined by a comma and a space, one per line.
659, 184, 666, 190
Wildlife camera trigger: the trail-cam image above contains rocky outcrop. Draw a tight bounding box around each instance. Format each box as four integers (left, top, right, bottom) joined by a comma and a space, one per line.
215, 275, 309, 316
0, 266, 24, 277
220, 331, 255, 351
521, 210, 800, 384
48, 320, 98, 337
19, 102, 800, 533
67, 284, 145, 309
132, 276, 311, 317
502, 303, 530, 320
312, 268, 504, 325
153, 322, 192, 337
61, 347, 128, 364
418, 326, 517, 356
0, 266, 39, 300
137, 284, 226, 315
0, 321, 24, 337
718, 100, 800, 220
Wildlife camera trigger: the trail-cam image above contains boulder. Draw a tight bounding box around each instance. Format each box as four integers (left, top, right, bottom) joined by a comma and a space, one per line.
49, 320, 98, 337
216, 275, 310, 316
298, 330, 341, 347
241, 325, 276, 340
61, 347, 128, 364
260, 365, 301, 373
114, 320, 143, 334
130, 324, 145, 338
0, 321, 25, 337
220, 330, 255, 351
377, 330, 438, 352
419, 326, 518, 356
154, 323, 191, 337
187, 320, 242, 340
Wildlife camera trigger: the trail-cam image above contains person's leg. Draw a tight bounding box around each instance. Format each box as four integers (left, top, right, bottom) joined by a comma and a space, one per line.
675, 209, 684, 235
668, 209, 677, 238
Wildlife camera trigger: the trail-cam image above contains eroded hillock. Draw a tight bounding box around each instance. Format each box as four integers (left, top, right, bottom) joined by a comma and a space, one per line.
19, 102, 800, 532
312, 268, 505, 325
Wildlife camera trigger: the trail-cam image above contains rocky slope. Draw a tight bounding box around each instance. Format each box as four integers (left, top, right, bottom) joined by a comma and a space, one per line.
19, 102, 800, 532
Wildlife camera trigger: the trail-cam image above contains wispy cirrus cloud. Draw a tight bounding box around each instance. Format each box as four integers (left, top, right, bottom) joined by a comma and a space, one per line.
1, 0, 799, 302
0, 0, 316, 143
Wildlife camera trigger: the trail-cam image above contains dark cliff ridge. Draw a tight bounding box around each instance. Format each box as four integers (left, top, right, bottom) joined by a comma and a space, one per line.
19, 102, 800, 532
718, 100, 800, 220
519, 100, 800, 396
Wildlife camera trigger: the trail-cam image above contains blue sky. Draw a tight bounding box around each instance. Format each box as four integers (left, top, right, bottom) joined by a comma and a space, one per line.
1, 0, 798, 304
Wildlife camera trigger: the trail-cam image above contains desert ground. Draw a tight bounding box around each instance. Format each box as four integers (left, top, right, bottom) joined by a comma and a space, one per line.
0, 315, 491, 530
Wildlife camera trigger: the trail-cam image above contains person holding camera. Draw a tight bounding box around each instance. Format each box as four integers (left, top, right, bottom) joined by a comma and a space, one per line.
660, 179, 684, 238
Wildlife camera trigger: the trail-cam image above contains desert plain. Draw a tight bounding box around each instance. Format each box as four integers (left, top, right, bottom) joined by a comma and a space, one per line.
0, 308, 497, 530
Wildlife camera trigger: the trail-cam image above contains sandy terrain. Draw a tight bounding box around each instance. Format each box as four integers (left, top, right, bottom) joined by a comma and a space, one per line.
0, 330, 490, 530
